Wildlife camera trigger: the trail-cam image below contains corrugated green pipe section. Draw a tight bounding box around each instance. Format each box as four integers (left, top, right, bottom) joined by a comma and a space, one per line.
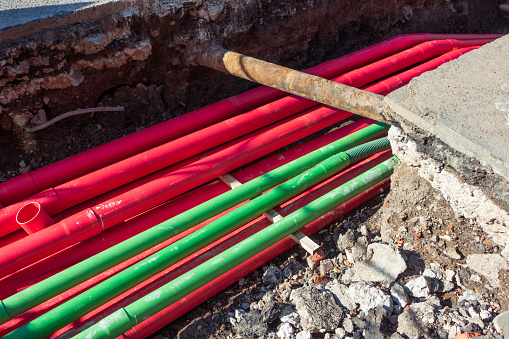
0, 122, 388, 326
73, 156, 399, 339
344, 137, 389, 163
3, 137, 390, 339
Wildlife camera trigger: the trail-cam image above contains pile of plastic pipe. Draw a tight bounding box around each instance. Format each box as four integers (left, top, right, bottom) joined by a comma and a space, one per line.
0, 34, 501, 338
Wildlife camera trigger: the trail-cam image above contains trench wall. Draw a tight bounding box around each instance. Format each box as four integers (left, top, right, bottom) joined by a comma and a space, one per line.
0, 0, 502, 176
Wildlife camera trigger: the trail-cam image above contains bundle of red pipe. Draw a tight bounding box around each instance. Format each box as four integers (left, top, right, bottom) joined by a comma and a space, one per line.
0, 34, 501, 338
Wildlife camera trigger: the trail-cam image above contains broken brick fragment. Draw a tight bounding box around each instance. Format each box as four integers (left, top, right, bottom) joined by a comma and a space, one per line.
454, 332, 482, 339
312, 274, 330, 284
306, 249, 325, 269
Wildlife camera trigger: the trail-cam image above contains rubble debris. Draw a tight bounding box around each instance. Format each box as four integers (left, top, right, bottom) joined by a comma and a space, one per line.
466, 254, 509, 289
350, 243, 407, 282
290, 286, 344, 332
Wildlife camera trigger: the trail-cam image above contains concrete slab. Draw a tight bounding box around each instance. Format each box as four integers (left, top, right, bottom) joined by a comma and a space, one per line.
384, 35, 509, 181
0, 0, 115, 30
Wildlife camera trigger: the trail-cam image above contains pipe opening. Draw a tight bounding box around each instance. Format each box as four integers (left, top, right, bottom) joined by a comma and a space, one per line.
16, 202, 42, 225
16, 202, 53, 234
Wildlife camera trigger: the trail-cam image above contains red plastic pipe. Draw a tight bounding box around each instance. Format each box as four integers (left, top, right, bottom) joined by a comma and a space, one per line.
332, 39, 490, 88
15, 203, 53, 235
0, 39, 482, 282
0, 38, 485, 278
0, 231, 25, 250
366, 47, 478, 95
0, 119, 373, 300
0, 104, 354, 278
0, 34, 500, 208
2, 37, 490, 239
0, 38, 476, 237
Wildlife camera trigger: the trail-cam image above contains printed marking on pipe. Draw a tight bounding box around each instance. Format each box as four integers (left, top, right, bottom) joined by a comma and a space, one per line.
134, 255, 160, 270
96, 200, 123, 210
212, 257, 224, 265
85, 310, 124, 339
144, 290, 162, 301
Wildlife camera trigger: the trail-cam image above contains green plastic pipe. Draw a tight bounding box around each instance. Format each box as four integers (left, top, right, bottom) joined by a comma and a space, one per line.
2, 137, 390, 339
0, 122, 388, 327
72, 156, 399, 339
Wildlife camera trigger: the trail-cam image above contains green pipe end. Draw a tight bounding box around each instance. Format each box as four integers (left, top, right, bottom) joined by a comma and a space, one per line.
0, 300, 10, 325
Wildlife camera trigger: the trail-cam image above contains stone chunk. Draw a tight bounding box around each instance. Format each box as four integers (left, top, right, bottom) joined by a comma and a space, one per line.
350, 236, 369, 263
466, 254, 508, 288
390, 283, 410, 308
290, 286, 344, 332
404, 276, 431, 298
337, 229, 357, 251
342, 318, 354, 333
446, 247, 462, 260
11, 111, 33, 127
277, 322, 294, 339
263, 266, 283, 285
397, 302, 435, 339
279, 305, 300, 326
350, 243, 407, 282
261, 300, 283, 323
365, 306, 391, 338
295, 330, 312, 339
493, 310, 509, 337
319, 259, 335, 276
235, 310, 268, 338
326, 280, 393, 314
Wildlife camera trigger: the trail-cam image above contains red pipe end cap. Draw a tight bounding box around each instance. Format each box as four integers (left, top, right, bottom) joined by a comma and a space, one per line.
16, 202, 53, 234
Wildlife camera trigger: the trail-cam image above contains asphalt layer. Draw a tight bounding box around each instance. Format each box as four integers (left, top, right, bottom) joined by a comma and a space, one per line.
0, 0, 115, 30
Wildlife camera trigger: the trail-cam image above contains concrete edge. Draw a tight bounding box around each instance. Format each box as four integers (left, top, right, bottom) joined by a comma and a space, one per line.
383, 96, 509, 181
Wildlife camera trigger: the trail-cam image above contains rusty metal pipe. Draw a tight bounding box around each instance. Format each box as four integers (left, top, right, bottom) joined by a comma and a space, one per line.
198, 45, 389, 124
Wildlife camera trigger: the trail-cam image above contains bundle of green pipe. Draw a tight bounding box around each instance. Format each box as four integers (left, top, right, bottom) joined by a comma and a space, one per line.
3, 125, 392, 339
74, 156, 398, 339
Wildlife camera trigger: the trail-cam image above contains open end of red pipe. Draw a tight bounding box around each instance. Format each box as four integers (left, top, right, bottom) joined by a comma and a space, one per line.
16, 202, 53, 234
